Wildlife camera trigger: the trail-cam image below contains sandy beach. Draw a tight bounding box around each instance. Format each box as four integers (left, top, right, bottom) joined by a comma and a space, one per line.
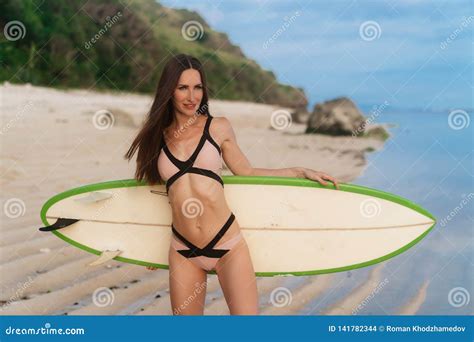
0, 83, 400, 315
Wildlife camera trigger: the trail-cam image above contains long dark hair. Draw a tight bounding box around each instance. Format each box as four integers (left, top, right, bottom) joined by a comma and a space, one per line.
124, 54, 211, 185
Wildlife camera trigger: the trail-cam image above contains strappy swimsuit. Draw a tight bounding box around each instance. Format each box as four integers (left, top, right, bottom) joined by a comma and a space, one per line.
157, 114, 242, 271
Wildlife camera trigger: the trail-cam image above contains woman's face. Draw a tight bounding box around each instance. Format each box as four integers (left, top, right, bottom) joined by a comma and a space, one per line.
173, 69, 203, 116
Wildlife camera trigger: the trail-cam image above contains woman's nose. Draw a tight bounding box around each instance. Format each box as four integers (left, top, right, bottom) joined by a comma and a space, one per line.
187, 90, 196, 102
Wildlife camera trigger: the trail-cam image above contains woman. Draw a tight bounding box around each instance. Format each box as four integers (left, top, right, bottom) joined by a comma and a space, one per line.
124, 54, 339, 315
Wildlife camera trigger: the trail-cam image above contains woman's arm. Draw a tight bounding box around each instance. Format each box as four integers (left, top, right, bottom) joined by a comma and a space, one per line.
216, 117, 340, 189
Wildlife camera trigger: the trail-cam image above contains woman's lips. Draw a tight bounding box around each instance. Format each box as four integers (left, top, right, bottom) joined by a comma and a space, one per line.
184, 104, 196, 109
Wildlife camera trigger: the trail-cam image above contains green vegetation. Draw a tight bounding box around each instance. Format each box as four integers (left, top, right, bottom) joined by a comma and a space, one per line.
0, 0, 307, 107
362, 126, 390, 141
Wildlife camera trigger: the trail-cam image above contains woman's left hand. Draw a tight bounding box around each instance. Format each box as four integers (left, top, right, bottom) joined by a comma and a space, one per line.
302, 168, 340, 190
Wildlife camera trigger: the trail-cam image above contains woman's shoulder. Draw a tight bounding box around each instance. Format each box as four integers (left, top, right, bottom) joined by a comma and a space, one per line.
209, 115, 231, 130
208, 116, 234, 145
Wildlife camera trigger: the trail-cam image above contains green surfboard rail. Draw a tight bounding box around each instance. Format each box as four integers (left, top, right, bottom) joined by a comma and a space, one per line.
39, 176, 437, 277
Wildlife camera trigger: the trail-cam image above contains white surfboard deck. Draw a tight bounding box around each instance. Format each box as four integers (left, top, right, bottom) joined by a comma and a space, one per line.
40, 176, 436, 276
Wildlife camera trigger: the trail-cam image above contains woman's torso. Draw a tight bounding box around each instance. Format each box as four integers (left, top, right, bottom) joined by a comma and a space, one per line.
157, 115, 239, 246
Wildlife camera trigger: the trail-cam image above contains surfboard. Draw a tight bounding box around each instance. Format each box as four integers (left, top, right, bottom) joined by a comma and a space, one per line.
38, 176, 436, 276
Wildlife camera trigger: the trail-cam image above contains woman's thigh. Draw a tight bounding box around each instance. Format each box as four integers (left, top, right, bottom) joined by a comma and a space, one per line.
168, 246, 208, 315
215, 237, 259, 315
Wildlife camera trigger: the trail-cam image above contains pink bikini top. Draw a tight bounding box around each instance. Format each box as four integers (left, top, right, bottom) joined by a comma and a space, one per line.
157, 115, 224, 193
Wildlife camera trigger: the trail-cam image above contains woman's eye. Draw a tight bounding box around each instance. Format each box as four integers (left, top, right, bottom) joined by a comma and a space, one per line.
178, 85, 202, 90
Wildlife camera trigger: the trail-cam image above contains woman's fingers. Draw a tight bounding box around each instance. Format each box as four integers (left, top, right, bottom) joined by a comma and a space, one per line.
315, 176, 328, 186
312, 172, 340, 190
322, 174, 340, 189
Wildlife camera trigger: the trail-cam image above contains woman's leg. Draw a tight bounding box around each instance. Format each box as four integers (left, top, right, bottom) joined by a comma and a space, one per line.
215, 233, 259, 315
168, 244, 208, 315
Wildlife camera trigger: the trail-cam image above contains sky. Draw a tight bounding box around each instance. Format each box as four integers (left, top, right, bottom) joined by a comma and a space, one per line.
160, 0, 472, 112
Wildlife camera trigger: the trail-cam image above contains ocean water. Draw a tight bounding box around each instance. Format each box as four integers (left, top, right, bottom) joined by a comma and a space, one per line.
351, 109, 472, 315
298, 108, 473, 315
